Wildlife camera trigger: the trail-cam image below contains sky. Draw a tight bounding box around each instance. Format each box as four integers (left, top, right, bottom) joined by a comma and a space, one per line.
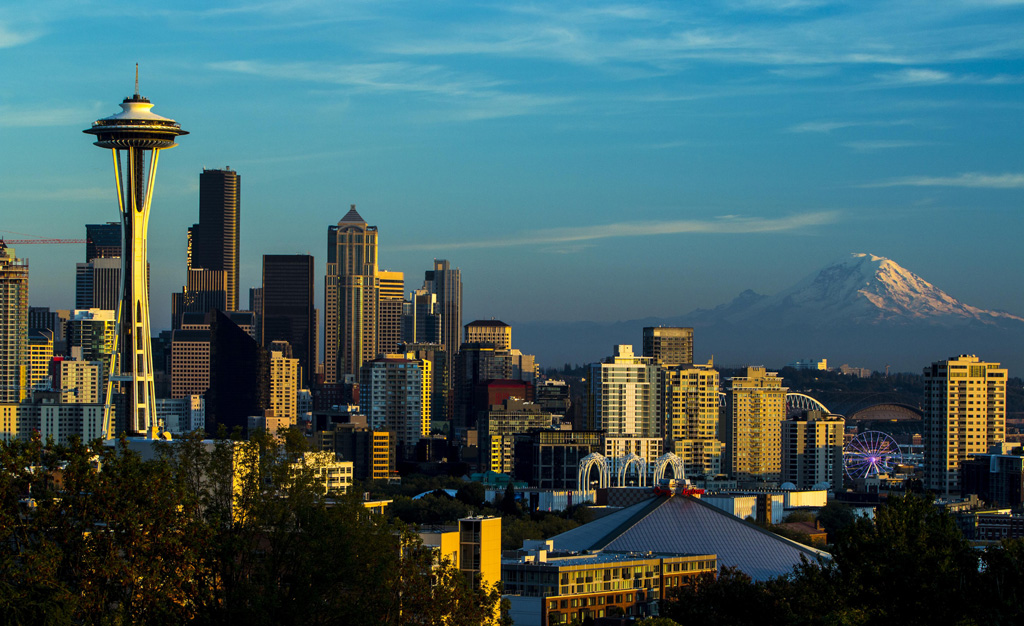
1, 1, 1022, 340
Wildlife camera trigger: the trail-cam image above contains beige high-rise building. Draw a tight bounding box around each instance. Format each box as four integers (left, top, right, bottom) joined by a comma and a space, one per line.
170, 329, 211, 399
325, 206, 379, 382
377, 270, 404, 356
27, 331, 54, 391
269, 349, 299, 423
924, 355, 1007, 495
781, 410, 845, 491
643, 326, 694, 367
52, 359, 103, 404
664, 360, 724, 478
723, 366, 788, 482
585, 345, 661, 437
464, 320, 512, 350
0, 244, 29, 404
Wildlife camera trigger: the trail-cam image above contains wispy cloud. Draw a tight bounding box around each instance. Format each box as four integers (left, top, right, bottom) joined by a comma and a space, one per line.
0, 187, 112, 201
0, 21, 41, 48
843, 140, 933, 151
864, 172, 1024, 189
0, 104, 103, 127
875, 67, 1024, 87
396, 211, 839, 251
788, 119, 911, 133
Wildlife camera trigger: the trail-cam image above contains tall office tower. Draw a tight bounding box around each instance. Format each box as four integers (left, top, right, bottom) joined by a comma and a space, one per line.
84, 78, 187, 437
723, 366, 789, 482
464, 320, 511, 350
325, 206, 378, 382
85, 222, 122, 261
923, 355, 1007, 495
27, 331, 54, 390
190, 168, 240, 310
451, 343, 535, 434
404, 287, 441, 345
585, 345, 662, 437
421, 260, 461, 381
0, 244, 29, 403
76, 257, 122, 311
207, 310, 269, 435
67, 309, 117, 363
359, 355, 429, 458
401, 342, 448, 430
781, 410, 845, 492
643, 326, 694, 367
170, 327, 211, 399
262, 255, 316, 389
268, 347, 299, 423
377, 270, 404, 356
664, 360, 724, 478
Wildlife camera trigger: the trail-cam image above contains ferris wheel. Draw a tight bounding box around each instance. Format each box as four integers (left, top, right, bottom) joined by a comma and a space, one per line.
844, 430, 903, 479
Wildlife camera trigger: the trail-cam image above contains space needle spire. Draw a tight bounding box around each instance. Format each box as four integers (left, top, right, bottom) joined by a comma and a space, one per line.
84, 71, 188, 439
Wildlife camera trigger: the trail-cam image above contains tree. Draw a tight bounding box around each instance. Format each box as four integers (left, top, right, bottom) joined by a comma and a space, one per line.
456, 482, 486, 507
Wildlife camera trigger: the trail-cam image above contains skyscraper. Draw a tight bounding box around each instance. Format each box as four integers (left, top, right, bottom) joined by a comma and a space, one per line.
76, 257, 121, 311
190, 168, 240, 311
325, 206, 378, 382
377, 270, 404, 356
0, 243, 29, 404
422, 260, 461, 378
85, 222, 121, 262
723, 366, 788, 482
84, 78, 187, 437
643, 326, 694, 367
664, 360, 723, 478
585, 345, 661, 437
923, 355, 1007, 495
781, 410, 845, 491
262, 255, 316, 389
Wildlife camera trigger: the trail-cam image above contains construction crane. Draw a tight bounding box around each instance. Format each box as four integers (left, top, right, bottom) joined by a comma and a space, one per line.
0, 239, 86, 244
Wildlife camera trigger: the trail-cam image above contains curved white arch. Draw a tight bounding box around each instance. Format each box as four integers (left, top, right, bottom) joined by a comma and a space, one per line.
653, 452, 685, 483
578, 452, 610, 490
786, 392, 830, 415
616, 453, 647, 487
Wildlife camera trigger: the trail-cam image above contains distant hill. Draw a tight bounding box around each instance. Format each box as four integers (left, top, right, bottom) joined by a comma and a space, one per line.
512, 253, 1024, 374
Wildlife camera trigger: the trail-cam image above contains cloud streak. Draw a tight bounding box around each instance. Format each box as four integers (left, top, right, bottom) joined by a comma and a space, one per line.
864, 172, 1024, 189
396, 211, 839, 251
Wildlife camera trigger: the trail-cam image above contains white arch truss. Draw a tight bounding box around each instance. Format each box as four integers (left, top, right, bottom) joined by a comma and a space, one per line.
578, 453, 610, 489
653, 452, 685, 483
616, 453, 647, 487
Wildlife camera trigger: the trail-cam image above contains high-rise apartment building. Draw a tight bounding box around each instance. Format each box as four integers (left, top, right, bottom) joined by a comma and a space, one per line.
723, 367, 788, 482
326, 206, 378, 382
268, 346, 299, 423
0, 244, 29, 404
377, 270, 404, 356
262, 255, 316, 388
664, 360, 724, 478
51, 358, 103, 404
480, 398, 555, 474
359, 355, 429, 457
643, 326, 694, 367
464, 320, 512, 350
585, 345, 662, 438
27, 331, 54, 391
191, 168, 240, 310
923, 355, 1007, 495
781, 410, 845, 491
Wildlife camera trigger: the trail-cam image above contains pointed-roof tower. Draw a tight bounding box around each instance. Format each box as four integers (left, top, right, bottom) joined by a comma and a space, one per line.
339, 204, 366, 225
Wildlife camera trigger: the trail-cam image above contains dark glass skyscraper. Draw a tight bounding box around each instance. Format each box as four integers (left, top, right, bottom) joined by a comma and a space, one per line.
85, 222, 121, 262
262, 254, 316, 388
190, 168, 240, 311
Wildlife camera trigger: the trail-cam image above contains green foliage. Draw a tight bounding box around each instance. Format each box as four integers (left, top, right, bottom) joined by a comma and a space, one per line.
456, 481, 486, 507
662, 493, 1024, 626
0, 433, 503, 626
783, 510, 815, 524
816, 499, 857, 537
635, 618, 683, 626
501, 514, 581, 550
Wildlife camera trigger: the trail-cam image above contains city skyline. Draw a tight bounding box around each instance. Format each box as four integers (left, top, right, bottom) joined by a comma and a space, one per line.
1, 1, 1022, 342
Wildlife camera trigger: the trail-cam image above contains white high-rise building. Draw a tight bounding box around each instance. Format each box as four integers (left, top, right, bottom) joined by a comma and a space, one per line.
923, 355, 1007, 495
586, 345, 661, 438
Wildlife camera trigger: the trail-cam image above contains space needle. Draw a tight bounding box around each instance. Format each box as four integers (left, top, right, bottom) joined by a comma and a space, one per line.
84, 68, 187, 439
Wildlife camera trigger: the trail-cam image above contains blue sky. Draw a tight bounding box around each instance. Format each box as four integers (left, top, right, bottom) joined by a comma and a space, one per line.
1, 0, 1022, 334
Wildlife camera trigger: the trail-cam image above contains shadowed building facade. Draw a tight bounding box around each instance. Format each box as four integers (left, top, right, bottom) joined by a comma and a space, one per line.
262, 255, 316, 389
191, 168, 240, 311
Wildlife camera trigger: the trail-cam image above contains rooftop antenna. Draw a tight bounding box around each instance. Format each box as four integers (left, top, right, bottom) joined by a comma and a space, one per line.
134, 63, 139, 97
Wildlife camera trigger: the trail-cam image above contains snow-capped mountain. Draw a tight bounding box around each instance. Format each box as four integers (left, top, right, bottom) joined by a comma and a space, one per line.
692, 253, 1024, 328
513, 253, 1024, 373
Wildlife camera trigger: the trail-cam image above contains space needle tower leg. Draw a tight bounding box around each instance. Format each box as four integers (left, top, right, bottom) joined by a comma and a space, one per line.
85, 71, 188, 439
